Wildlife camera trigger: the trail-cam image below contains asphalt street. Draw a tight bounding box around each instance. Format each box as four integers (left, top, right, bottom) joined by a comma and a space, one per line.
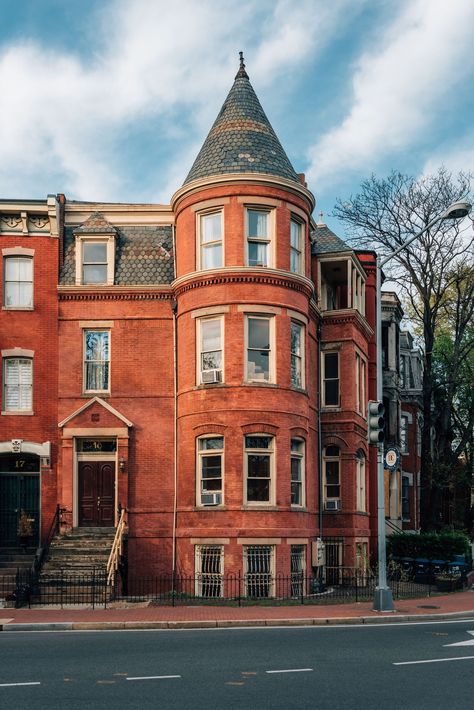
1, 619, 474, 710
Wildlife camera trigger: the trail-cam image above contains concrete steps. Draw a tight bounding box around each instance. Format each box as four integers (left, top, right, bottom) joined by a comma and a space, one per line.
40, 527, 115, 581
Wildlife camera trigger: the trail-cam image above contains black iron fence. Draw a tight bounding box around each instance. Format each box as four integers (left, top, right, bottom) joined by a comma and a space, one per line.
0, 567, 464, 609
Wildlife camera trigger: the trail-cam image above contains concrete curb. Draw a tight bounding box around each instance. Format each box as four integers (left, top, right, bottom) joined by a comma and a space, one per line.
1, 610, 474, 632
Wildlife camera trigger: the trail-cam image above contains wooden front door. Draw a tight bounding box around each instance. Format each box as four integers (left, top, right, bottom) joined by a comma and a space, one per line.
78, 461, 115, 527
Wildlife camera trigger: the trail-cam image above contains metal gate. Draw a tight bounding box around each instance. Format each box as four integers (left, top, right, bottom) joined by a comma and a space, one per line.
0, 455, 40, 547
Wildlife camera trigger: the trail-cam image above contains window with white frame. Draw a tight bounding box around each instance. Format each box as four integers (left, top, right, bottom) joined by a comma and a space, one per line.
84, 330, 110, 392
246, 208, 271, 267
290, 218, 303, 274
198, 317, 223, 384
323, 446, 340, 509
355, 352, 366, 415
82, 241, 108, 284
290, 321, 304, 388
400, 414, 409, 453
290, 438, 305, 507
197, 436, 223, 506
199, 211, 223, 269
3, 357, 32, 412
195, 545, 223, 597
244, 544, 274, 598
3, 257, 33, 308
245, 435, 274, 504
356, 450, 366, 512
322, 351, 339, 406
290, 544, 306, 597
246, 316, 273, 382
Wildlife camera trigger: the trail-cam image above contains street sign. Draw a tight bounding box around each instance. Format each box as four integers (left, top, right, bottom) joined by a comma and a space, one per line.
384, 447, 400, 470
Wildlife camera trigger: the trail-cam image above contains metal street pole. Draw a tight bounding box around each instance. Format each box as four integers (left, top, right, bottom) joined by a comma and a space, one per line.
372, 200, 471, 612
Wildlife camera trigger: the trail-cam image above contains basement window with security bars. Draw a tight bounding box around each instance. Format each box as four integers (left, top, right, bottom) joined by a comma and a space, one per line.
244, 545, 274, 598
290, 544, 306, 598
195, 545, 223, 598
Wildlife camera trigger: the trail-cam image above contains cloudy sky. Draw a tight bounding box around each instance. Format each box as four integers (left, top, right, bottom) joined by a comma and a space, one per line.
1, 0, 473, 235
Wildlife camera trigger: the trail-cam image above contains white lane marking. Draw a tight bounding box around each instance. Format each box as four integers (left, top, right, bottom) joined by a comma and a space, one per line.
266, 668, 313, 674
126, 675, 181, 681
0, 682, 41, 687
445, 630, 474, 647
394, 655, 474, 666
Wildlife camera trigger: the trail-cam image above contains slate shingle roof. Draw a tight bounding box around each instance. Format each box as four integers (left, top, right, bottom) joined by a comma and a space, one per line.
311, 225, 351, 255
73, 212, 117, 234
184, 57, 299, 185
60, 221, 174, 286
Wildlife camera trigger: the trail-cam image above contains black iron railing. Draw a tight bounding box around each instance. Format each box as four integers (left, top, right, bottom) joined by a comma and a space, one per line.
32, 504, 65, 575
1, 568, 465, 609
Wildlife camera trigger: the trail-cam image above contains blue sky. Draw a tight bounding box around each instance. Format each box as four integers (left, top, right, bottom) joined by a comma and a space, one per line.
1, 0, 473, 237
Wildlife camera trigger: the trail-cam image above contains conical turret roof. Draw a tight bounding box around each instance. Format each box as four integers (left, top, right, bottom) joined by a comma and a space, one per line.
184, 53, 299, 185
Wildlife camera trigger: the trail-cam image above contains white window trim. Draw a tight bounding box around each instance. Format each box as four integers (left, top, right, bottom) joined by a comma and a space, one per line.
290, 216, 304, 275
83, 329, 111, 394
244, 314, 275, 384
244, 206, 275, 268
75, 235, 115, 286
323, 447, 341, 505
355, 351, 367, 415
322, 351, 340, 407
3, 252, 34, 310
196, 435, 224, 507
196, 316, 224, 385
2, 355, 33, 415
290, 438, 305, 508
356, 452, 366, 512
290, 320, 305, 389
244, 434, 275, 506
196, 209, 224, 271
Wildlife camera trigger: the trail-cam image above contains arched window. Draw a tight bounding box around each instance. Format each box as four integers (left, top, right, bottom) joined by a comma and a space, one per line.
323, 445, 340, 510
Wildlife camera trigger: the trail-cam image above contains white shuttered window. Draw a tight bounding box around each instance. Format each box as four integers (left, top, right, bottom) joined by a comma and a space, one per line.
3, 358, 32, 411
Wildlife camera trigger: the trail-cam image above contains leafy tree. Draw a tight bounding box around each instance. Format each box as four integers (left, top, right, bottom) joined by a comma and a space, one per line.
333, 168, 474, 530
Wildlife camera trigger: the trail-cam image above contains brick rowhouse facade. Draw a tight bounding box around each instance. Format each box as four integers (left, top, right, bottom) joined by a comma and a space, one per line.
0, 57, 399, 586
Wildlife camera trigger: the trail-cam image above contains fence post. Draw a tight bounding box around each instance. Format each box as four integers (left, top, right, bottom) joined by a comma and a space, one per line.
238, 572, 241, 607
60, 569, 64, 609
301, 574, 304, 605
92, 568, 96, 610
355, 571, 358, 603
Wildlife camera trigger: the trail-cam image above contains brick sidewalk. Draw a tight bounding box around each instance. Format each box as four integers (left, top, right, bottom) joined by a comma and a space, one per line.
1, 590, 473, 630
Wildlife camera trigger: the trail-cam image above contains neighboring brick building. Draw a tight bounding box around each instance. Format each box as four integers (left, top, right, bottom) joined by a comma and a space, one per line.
0, 57, 408, 589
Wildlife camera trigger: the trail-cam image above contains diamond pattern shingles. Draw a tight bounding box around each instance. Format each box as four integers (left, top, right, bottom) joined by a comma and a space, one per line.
311, 225, 351, 255
184, 63, 299, 185
60, 224, 174, 285
73, 212, 117, 234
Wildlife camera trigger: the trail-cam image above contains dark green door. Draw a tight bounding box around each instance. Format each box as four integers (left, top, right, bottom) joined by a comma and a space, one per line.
0, 455, 40, 547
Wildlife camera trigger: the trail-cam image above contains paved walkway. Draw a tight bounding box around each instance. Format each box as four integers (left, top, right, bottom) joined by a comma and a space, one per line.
1, 590, 473, 631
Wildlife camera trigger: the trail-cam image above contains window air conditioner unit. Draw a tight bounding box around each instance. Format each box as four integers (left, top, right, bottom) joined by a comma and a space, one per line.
325, 500, 341, 511
201, 369, 222, 384
201, 493, 222, 506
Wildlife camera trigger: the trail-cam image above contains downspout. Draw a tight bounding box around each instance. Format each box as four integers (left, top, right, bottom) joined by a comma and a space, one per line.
317, 317, 323, 582
171, 222, 178, 585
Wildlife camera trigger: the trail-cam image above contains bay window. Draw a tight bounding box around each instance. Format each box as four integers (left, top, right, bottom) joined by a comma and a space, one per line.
246, 208, 271, 267
197, 436, 224, 506
198, 317, 223, 384
199, 211, 223, 269
245, 435, 274, 504
246, 316, 273, 382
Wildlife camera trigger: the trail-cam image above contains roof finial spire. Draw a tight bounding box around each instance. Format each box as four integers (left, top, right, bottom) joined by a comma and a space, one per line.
235, 50, 249, 79
318, 210, 324, 224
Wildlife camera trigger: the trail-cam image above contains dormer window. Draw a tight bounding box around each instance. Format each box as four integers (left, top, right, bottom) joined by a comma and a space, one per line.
73, 213, 116, 286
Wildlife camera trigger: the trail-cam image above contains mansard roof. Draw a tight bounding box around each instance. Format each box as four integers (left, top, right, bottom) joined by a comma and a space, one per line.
60, 221, 174, 286
73, 211, 117, 234
184, 54, 299, 185
311, 224, 351, 255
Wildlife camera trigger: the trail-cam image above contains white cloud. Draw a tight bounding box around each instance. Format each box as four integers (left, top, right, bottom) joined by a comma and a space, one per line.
0, 0, 355, 202
306, 0, 474, 190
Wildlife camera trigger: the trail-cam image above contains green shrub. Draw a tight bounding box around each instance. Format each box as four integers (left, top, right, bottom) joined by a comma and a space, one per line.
387, 531, 470, 561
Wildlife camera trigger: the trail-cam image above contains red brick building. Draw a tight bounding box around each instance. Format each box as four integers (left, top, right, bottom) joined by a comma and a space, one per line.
1, 57, 385, 590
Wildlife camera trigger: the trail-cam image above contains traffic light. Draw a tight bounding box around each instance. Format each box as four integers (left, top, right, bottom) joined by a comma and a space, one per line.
367, 400, 385, 444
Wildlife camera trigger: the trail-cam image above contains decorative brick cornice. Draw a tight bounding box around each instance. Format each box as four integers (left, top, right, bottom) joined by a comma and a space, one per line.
172, 268, 314, 300
58, 286, 173, 301
322, 309, 373, 338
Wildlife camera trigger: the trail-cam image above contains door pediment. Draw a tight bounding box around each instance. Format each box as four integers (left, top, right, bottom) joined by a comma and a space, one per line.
59, 397, 133, 430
